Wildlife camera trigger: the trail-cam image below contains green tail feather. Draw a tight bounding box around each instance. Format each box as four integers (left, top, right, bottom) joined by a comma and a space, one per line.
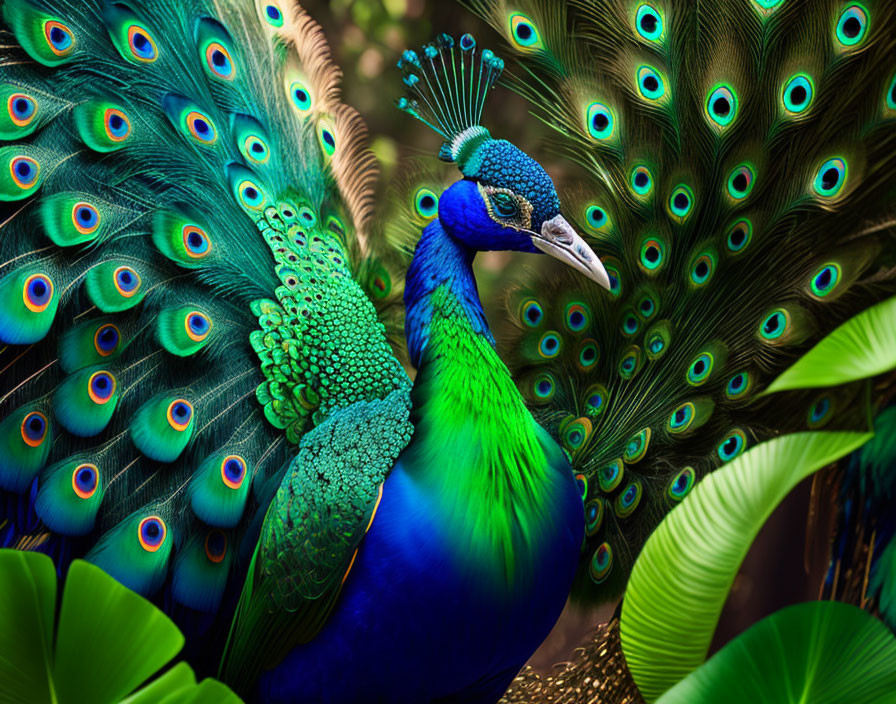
466, 0, 896, 599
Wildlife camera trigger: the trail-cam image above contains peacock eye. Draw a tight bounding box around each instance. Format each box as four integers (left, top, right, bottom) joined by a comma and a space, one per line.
490, 192, 520, 219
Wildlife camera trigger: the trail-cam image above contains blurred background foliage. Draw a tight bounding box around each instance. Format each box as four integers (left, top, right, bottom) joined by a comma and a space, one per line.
302, 0, 827, 677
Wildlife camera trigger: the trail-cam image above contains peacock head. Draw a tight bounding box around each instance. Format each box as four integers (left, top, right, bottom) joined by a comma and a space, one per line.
397, 34, 610, 288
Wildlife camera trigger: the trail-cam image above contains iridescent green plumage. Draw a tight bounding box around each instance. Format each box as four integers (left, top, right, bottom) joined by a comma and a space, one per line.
463, 0, 896, 600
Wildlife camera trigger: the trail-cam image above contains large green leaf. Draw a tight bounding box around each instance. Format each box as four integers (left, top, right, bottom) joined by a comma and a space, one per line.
765, 295, 896, 393
54, 560, 184, 703
657, 602, 896, 704
620, 431, 871, 702
0, 550, 57, 704
0, 551, 243, 703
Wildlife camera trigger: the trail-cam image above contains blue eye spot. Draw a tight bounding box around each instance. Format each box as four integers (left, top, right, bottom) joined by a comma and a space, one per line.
637, 66, 665, 100
636, 5, 662, 40
726, 218, 753, 254
726, 371, 752, 400
836, 5, 869, 47
782, 74, 814, 114
586, 102, 615, 140
718, 430, 746, 461
811, 263, 841, 298
585, 205, 608, 230
264, 4, 284, 26
760, 309, 789, 340
813, 158, 847, 198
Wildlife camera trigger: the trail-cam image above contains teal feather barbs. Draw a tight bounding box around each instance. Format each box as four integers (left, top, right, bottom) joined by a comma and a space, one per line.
470, 0, 896, 600
0, 0, 391, 633
396, 33, 504, 163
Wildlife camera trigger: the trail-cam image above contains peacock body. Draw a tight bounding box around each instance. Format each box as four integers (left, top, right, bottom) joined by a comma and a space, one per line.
1, 0, 896, 702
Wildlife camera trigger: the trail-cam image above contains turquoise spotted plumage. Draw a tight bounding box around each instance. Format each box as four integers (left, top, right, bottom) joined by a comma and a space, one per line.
464, 0, 896, 602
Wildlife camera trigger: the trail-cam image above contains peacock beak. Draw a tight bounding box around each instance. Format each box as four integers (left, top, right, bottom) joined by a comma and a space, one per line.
532, 214, 611, 290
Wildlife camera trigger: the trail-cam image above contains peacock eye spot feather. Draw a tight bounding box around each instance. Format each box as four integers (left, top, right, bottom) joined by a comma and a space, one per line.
760, 309, 789, 340
264, 4, 284, 26
182, 225, 211, 258
127, 25, 158, 62
727, 164, 755, 200
807, 396, 833, 428
585, 205, 608, 230
221, 455, 247, 489
718, 429, 747, 461
622, 313, 639, 336
88, 371, 116, 404
589, 542, 613, 584
637, 66, 665, 100
585, 498, 604, 536
614, 479, 643, 518
185, 111, 217, 145
95, 324, 120, 355
813, 158, 847, 198
639, 238, 665, 272
669, 184, 694, 220
667, 402, 695, 433
782, 74, 814, 114
586, 102, 615, 140
205, 530, 227, 563
72, 463, 99, 499
565, 302, 590, 332
113, 266, 141, 297
44, 21, 75, 56
687, 352, 714, 385
636, 5, 663, 40
599, 459, 623, 493
23, 274, 54, 312
167, 399, 194, 431
726, 218, 753, 254
21, 411, 48, 447
811, 263, 841, 297
532, 372, 556, 402
8, 94, 37, 125
726, 371, 753, 400
639, 296, 656, 318
519, 298, 544, 327
414, 188, 439, 219
205, 43, 234, 79
104, 109, 131, 142
509, 13, 542, 50
836, 5, 869, 47
138, 516, 167, 552
706, 85, 738, 127
538, 332, 562, 358
11, 156, 40, 189
668, 467, 695, 502
623, 428, 650, 463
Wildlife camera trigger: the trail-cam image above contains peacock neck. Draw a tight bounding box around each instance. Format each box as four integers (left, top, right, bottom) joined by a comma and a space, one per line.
404, 219, 492, 367
403, 220, 564, 583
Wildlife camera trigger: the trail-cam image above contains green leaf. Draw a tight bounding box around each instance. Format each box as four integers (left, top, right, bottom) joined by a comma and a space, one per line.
765, 295, 896, 394
620, 431, 872, 702
54, 560, 185, 703
0, 554, 244, 703
118, 662, 197, 704
0, 551, 57, 704
657, 602, 896, 704
181, 678, 244, 704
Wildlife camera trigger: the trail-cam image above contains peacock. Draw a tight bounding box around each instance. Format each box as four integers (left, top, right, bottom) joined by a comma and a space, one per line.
1, 1, 895, 703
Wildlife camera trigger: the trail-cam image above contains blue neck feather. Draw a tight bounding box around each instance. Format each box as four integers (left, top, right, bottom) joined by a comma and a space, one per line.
404, 218, 493, 368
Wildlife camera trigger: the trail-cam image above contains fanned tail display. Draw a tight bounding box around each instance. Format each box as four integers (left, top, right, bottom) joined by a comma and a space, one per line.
465, 0, 896, 599
0, 0, 406, 638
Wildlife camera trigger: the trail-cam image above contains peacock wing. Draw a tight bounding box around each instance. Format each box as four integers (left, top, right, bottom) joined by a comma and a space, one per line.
219, 388, 414, 694
0, 0, 407, 621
